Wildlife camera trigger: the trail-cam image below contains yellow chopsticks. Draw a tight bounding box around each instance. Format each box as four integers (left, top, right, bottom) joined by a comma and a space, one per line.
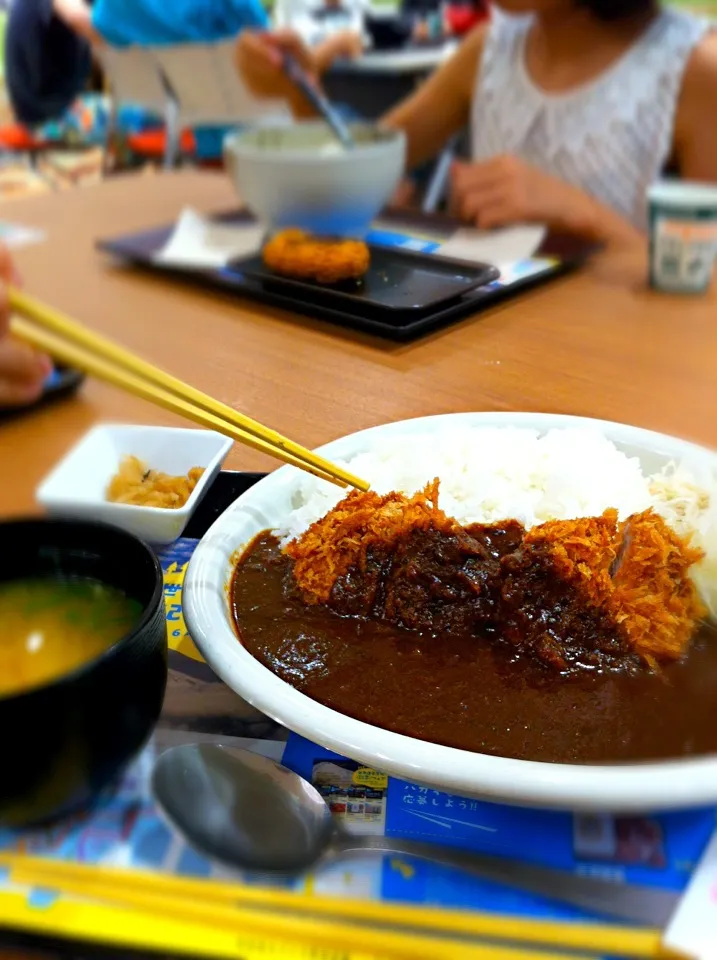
9, 287, 368, 492
11, 315, 337, 484
0, 853, 671, 959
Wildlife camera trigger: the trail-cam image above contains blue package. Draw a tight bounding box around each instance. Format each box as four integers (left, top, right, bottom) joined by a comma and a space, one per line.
282, 733, 716, 922
365, 227, 441, 254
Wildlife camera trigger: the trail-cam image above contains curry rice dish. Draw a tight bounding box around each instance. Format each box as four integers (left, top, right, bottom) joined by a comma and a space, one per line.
229, 431, 717, 765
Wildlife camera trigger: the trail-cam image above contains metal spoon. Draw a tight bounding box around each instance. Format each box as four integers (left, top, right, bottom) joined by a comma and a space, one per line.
152, 743, 679, 927
282, 54, 355, 150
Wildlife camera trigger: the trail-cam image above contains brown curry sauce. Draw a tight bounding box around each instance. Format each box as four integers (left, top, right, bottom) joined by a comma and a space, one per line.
230, 531, 717, 764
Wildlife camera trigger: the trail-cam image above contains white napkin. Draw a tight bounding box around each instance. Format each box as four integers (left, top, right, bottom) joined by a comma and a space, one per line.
436, 224, 547, 273
154, 207, 264, 269
0, 221, 46, 249
154, 209, 546, 276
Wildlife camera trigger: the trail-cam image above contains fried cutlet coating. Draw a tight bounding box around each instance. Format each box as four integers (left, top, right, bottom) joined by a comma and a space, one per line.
262, 229, 370, 284
285, 484, 706, 666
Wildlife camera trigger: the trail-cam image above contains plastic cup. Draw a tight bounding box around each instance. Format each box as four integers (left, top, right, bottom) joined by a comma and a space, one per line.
648, 180, 717, 294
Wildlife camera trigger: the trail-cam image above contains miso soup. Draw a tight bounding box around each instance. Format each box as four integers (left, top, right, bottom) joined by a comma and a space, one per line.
0, 578, 142, 697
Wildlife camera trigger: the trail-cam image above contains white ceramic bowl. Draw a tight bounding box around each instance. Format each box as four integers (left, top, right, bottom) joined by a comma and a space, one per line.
223, 121, 406, 236
37, 425, 232, 546
183, 412, 717, 812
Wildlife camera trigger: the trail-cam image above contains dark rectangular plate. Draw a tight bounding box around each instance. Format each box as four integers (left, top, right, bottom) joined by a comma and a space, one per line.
0, 365, 85, 424
183, 470, 266, 538
97, 212, 598, 342
230, 246, 499, 317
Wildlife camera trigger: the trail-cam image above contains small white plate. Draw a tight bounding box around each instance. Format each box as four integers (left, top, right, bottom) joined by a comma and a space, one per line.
37, 425, 233, 545
183, 412, 717, 812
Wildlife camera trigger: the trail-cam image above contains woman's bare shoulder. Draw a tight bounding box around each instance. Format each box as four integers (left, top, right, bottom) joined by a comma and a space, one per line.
456, 21, 489, 63
678, 28, 717, 118
438, 22, 489, 98
685, 28, 717, 83
398, 23, 489, 112
673, 28, 717, 179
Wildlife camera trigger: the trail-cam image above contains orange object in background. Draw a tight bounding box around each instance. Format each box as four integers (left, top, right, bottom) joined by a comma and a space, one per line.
444, 0, 489, 35
0, 124, 48, 151
126, 128, 196, 159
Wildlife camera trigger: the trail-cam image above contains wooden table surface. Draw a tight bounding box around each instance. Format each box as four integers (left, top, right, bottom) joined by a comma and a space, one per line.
2, 169, 716, 516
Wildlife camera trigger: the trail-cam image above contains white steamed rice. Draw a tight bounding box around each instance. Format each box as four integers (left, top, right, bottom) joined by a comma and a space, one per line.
281, 426, 717, 616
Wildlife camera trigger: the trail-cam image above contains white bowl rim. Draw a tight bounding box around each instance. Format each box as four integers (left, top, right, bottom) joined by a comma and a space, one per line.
183, 411, 717, 812
224, 121, 406, 164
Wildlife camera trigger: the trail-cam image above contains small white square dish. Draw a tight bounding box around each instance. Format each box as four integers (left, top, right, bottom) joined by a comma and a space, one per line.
37, 425, 233, 545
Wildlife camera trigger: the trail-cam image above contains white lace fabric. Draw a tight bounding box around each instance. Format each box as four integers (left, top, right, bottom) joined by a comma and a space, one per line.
471, 8, 710, 230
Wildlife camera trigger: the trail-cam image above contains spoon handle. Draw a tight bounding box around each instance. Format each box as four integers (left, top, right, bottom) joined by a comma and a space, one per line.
282, 55, 355, 150
332, 836, 678, 927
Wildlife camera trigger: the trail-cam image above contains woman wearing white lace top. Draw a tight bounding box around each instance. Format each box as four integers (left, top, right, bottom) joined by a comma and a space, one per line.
236, 0, 717, 246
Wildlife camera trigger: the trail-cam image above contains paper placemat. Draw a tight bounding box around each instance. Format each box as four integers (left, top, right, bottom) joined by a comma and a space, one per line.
155, 208, 556, 289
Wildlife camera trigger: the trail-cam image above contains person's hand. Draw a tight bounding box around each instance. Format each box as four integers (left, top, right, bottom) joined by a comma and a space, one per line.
314, 29, 364, 68
449, 154, 644, 245
390, 178, 419, 209
449, 155, 587, 231
341, 31, 364, 60
413, 20, 431, 42
0, 246, 52, 408
235, 30, 319, 108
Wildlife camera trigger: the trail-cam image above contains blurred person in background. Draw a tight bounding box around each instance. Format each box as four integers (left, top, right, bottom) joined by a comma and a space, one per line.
80, 0, 269, 46
5, 0, 269, 126
273, 0, 366, 69
5, 0, 96, 125
0, 245, 51, 407
236, 0, 717, 245
400, 0, 442, 40
402, 0, 489, 41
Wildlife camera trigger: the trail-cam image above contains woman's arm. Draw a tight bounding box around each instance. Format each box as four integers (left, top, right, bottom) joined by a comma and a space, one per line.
381, 25, 484, 170
672, 31, 717, 182
5, 0, 94, 125
449, 155, 643, 245
235, 25, 484, 169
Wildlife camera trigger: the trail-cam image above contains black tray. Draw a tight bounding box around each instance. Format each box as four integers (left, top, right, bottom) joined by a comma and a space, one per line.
232, 245, 498, 318
97, 212, 597, 342
184, 470, 265, 539
0, 366, 85, 424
